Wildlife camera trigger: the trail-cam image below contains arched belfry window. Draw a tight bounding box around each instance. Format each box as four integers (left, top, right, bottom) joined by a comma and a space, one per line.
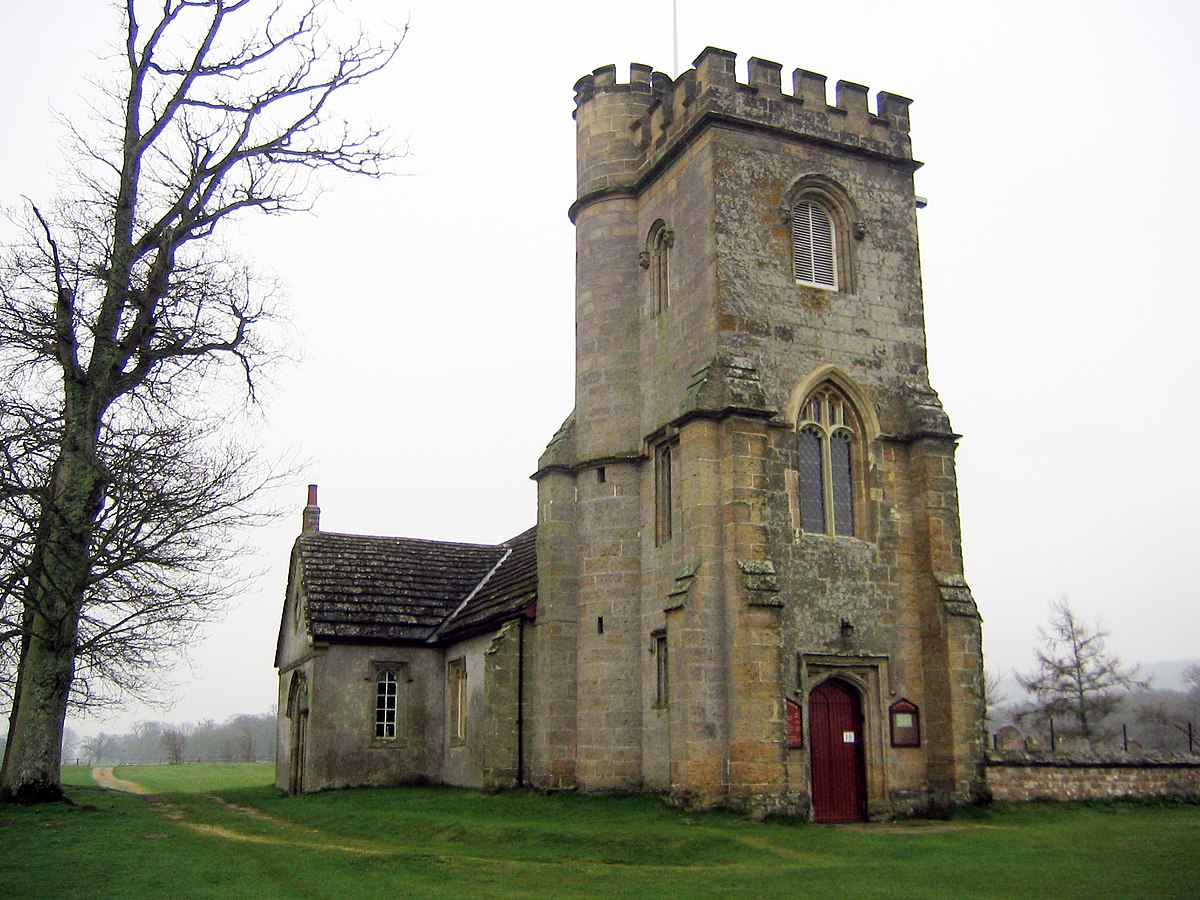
784, 176, 860, 293
797, 384, 862, 537
792, 201, 837, 289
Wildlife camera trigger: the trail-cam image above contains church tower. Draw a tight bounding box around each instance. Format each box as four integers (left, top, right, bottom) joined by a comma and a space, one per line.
530, 48, 985, 820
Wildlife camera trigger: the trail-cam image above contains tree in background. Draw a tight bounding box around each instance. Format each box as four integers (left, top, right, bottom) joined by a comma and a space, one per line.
1186, 665, 1200, 695
61, 727, 79, 762
1136, 664, 1200, 753
70, 713, 274, 764
81, 734, 114, 764
983, 669, 1010, 728
0, 0, 400, 803
159, 726, 189, 765
1016, 599, 1147, 748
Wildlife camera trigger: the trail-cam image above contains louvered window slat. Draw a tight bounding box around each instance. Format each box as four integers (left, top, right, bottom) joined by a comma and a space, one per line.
792, 201, 838, 289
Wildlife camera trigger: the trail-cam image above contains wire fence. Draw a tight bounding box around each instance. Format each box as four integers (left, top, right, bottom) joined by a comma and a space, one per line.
992, 720, 1196, 755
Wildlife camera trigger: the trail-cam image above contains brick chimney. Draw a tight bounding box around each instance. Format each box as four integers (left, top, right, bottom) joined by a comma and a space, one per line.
302, 484, 320, 534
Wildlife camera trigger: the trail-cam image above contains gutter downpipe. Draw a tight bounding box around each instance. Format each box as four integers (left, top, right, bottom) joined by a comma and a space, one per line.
517, 616, 526, 787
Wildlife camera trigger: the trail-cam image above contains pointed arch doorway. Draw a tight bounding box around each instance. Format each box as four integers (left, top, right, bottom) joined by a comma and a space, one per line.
809, 679, 867, 823
287, 672, 309, 794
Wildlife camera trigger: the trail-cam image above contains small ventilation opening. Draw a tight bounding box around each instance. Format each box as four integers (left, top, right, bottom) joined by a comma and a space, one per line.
597, 616, 604, 634
597, 467, 606, 483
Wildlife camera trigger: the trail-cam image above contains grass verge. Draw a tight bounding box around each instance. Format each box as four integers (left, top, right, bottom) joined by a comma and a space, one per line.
3, 771, 1197, 898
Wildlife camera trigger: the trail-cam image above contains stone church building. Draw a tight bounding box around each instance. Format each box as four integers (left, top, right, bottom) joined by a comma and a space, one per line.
275, 48, 985, 821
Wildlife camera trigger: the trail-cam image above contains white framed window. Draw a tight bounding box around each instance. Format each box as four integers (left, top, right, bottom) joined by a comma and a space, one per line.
375, 669, 399, 739
792, 200, 838, 289
797, 385, 860, 537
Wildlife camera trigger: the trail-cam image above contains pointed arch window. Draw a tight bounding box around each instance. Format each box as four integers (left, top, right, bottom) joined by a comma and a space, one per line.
792, 200, 837, 289
287, 671, 309, 718
797, 385, 861, 537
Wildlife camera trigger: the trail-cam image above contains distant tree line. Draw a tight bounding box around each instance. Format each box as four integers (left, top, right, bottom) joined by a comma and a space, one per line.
57, 713, 275, 765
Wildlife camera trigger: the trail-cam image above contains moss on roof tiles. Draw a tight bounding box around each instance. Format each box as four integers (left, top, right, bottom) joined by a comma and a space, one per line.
295, 527, 537, 644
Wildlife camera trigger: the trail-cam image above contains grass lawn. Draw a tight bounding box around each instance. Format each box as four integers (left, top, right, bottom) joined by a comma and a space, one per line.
108, 762, 275, 793
2, 767, 1197, 898
60, 764, 97, 787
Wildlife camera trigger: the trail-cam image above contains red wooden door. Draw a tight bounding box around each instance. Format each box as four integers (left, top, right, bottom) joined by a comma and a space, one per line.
809, 679, 866, 823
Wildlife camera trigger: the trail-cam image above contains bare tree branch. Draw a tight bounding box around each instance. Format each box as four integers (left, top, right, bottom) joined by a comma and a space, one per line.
1016, 598, 1148, 748
1, 0, 402, 803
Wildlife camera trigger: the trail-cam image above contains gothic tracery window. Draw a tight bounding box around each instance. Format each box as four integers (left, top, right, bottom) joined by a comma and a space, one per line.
797, 385, 861, 537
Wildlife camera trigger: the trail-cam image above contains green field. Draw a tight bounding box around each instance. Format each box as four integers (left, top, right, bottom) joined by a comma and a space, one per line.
1, 765, 1197, 898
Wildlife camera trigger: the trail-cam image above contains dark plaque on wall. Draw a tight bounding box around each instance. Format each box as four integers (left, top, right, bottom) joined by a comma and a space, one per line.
889, 698, 921, 747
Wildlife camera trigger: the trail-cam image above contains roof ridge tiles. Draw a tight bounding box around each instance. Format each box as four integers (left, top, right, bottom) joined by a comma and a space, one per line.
301, 530, 507, 551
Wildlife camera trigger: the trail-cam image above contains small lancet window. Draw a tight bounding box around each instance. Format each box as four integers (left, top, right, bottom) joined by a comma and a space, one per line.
792, 200, 837, 289
448, 658, 467, 744
375, 669, 398, 739
655, 442, 676, 544
646, 221, 675, 314
796, 384, 861, 537
653, 631, 669, 706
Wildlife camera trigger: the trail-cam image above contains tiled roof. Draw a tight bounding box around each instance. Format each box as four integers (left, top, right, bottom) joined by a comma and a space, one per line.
438, 527, 537, 641
295, 527, 535, 644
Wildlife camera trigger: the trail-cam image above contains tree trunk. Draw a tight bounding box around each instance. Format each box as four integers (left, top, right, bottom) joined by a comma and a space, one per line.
1, 426, 104, 804
0, 609, 77, 803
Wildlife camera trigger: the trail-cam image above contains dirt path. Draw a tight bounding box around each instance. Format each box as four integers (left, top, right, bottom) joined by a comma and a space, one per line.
87, 767, 381, 854
90, 766, 151, 794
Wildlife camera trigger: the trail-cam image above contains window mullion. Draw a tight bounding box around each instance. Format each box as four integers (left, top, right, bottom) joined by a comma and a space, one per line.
821, 430, 835, 536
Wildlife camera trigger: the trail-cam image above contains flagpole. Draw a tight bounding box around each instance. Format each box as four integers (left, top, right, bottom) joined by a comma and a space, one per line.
672, 0, 679, 76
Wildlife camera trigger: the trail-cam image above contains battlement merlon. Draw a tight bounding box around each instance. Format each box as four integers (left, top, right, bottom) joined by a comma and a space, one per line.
572, 47, 916, 208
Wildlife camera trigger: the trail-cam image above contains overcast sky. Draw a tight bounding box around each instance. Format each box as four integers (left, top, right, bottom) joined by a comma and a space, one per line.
1, 0, 1197, 737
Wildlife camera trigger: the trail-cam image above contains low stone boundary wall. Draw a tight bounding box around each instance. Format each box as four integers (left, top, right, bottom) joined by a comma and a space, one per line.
986, 750, 1200, 802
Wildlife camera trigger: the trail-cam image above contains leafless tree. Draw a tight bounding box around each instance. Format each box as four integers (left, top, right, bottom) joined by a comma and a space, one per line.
1, 401, 283, 712
229, 713, 260, 761
81, 733, 114, 764
159, 725, 189, 764
1016, 598, 1147, 749
1185, 664, 1200, 696
0, 0, 401, 803
61, 727, 80, 762
983, 669, 1009, 727
1134, 665, 1200, 752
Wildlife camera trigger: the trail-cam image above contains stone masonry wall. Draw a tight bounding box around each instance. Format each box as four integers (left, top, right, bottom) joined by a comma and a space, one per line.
549, 47, 985, 815
987, 751, 1200, 802
480, 620, 522, 790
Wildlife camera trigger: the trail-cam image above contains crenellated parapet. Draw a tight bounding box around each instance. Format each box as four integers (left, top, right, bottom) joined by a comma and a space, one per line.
572, 47, 914, 211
